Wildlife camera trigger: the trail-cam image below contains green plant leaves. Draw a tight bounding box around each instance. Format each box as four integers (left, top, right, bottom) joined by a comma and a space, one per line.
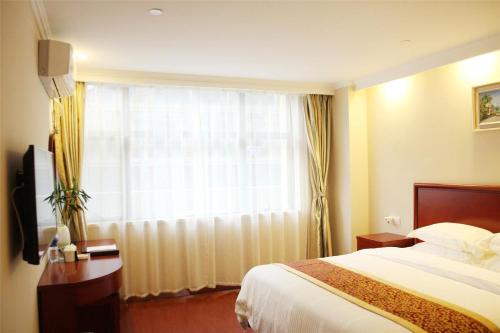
44, 177, 91, 226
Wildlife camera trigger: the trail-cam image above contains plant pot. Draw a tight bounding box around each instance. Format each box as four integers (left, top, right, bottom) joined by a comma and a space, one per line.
57, 224, 71, 247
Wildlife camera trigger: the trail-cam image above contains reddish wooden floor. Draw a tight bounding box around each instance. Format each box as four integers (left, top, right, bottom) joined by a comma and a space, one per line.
121, 289, 248, 333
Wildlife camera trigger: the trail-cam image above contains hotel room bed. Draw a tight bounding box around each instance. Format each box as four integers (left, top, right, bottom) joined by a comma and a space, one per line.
236, 246, 500, 332
235, 184, 500, 333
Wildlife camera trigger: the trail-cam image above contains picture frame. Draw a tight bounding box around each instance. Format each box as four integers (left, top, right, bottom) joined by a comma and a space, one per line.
473, 82, 500, 131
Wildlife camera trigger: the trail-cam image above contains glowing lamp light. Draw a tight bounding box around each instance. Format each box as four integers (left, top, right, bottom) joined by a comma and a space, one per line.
381, 78, 410, 101
74, 52, 89, 62
459, 53, 497, 83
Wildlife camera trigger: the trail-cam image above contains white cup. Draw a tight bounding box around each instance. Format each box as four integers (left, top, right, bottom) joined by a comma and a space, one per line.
63, 249, 76, 262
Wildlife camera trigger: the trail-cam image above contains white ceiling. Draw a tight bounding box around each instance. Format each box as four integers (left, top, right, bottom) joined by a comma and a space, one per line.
44, 1, 500, 86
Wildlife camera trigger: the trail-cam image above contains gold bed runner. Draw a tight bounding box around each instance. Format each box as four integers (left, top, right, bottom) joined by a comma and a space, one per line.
277, 259, 498, 333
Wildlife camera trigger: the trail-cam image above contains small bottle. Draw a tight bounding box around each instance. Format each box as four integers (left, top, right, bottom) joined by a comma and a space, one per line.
48, 235, 60, 263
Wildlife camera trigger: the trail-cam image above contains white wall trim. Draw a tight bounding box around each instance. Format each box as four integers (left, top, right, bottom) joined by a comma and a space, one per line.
76, 67, 336, 95
351, 33, 500, 90
30, 0, 52, 39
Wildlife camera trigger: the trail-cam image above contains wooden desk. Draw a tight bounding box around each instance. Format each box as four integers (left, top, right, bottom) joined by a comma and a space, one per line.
38, 239, 122, 333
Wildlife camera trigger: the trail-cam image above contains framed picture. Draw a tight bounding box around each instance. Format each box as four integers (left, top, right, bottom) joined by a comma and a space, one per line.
474, 82, 500, 131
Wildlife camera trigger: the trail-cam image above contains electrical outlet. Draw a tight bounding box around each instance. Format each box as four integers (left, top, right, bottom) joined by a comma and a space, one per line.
384, 216, 401, 226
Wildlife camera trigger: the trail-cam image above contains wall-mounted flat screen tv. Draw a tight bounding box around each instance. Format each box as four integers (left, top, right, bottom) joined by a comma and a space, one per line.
20, 145, 56, 265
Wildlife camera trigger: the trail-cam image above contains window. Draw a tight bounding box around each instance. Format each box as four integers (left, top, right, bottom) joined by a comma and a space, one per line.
82, 83, 308, 223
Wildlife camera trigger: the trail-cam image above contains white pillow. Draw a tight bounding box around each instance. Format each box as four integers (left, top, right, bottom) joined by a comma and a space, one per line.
407, 222, 492, 257
480, 254, 500, 272
478, 233, 500, 255
410, 242, 478, 264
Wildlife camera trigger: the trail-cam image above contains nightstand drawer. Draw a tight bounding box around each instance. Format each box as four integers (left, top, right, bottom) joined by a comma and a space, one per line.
356, 233, 415, 251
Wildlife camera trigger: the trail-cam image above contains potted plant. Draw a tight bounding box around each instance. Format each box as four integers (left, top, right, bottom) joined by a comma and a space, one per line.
45, 179, 91, 246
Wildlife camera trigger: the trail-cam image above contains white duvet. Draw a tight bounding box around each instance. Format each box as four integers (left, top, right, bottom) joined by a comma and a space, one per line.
235, 247, 500, 333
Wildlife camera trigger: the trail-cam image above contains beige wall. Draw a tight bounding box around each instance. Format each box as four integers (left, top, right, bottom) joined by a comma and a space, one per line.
331, 87, 351, 254
330, 87, 370, 254
1, 2, 51, 332
366, 50, 500, 234
331, 50, 500, 251
0, 1, 3, 327
348, 88, 370, 247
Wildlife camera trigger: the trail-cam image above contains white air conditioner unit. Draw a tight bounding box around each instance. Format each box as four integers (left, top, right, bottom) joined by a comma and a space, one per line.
38, 39, 75, 99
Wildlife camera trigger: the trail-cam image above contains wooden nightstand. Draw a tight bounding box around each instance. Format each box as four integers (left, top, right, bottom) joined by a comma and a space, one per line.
356, 233, 415, 251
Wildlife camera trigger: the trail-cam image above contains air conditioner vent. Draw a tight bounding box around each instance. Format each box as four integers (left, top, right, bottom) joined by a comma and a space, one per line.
38, 39, 75, 99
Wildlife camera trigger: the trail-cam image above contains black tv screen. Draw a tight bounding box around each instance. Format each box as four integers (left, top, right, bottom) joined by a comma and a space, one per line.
21, 145, 56, 265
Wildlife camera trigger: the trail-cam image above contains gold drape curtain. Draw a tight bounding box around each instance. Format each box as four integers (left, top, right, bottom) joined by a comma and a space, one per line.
304, 94, 333, 258
52, 81, 87, 241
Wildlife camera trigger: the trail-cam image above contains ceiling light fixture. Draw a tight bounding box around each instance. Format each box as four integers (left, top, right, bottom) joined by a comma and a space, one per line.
148, 8, 163, 16
400, 39, 412, 44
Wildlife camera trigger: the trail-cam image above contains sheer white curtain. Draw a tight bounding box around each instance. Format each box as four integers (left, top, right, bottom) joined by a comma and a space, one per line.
82, 83, 310, 298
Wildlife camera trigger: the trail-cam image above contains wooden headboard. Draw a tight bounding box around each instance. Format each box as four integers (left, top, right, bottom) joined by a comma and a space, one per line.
414, 183, 500, 233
